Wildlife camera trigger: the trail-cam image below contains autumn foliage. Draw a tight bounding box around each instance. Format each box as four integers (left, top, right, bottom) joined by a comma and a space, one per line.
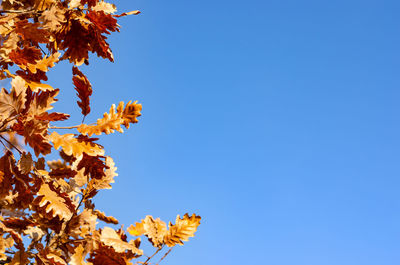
0, 0, 200, 264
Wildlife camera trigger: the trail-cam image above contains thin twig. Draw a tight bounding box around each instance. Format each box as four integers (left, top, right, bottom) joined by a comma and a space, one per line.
0, 135, 23, 154
143, 246, 163, 265
38, 45, 48, 56
156, 248, 173, 265
0, 9, 37, 14
0, 139, 13, 153
49, 125, 80, 129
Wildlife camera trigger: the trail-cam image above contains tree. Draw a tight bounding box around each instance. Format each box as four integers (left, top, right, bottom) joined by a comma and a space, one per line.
0, 1, 200, 264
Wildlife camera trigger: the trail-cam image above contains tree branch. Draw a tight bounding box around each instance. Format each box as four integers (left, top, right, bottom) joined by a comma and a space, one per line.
143, 246, 163, 265
156, 248, 173, 265
0, 9, 37, 14
49, 125, 80, 129
0, 135, 23, 155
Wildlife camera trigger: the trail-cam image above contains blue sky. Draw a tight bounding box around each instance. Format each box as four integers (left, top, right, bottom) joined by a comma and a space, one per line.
48, 0, 400, 264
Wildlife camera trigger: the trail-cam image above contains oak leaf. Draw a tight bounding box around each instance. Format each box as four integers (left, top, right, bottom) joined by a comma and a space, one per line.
94, 210, 118, 225
8, 250, 29, 265
164, 213, 201, 247
0, 32, 19, 61
17, 152, 33, 174
100, 227, 143, 255
115, 10, 141, 18
48, 132, 105, 158
92, 1, 117, 14
72, 66, 92, 116
127, 222, 144, 237
40, 4, 66, 31
70, 244, 93, 265
77, 101, 142, 136
37, 183, 73, 220
128, 216, 166, 248
20, 52, 61, 74
91, 156, 117, 190
0, 236, 14, 261
33, 0, 58, 11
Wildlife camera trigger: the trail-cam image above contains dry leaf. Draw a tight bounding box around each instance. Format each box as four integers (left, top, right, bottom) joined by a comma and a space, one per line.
164, 213, 201, 247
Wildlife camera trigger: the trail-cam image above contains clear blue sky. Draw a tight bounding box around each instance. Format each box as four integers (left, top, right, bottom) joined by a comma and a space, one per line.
49, 0, 400, 264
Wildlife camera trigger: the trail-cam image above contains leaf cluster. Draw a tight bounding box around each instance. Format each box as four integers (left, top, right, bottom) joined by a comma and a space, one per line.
0, 1, 200, 264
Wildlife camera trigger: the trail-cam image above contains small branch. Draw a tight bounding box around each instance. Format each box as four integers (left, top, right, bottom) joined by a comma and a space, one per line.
49, 125, 80, 129
143, 246, 163, 265
0, 9, 37, 14
0, 139, 13, 153
156, 248, 173, 265
0, 135, 23, 154
38, 45, 48, 56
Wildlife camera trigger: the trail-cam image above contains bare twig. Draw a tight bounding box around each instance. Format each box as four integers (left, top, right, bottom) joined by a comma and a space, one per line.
156, 248, 173, 265
0, 135, 23, 154
49, 125, 80, 129
143, 246, 163, 265
0, 9, 37, 14
0, 139, 13, 153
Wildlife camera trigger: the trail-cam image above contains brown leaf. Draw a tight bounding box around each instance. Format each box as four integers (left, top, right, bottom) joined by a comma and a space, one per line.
15, 20, 50, 43
94, 210, 118, 225
35, 112, 70, 121
72, 66, 92, 116
17, 152, 33, 174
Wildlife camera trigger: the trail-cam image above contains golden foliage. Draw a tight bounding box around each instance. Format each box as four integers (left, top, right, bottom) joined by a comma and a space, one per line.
164, 213, 201, 247
48, 132, 105, 157
100, 227, 143, 255
78, 101, 142, 136
37, 183, 74, 220
128, 214, 201, 248
0, 0, 200, 264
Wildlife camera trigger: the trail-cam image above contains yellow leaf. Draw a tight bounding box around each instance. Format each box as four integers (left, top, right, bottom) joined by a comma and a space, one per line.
0, 32, 19, 60
92, 1, 117, 14
0, 236, 14, 261
128, 216, 167, 248
164, 213, 201, 247
40, 5, 66, 31
38, 183, 73, 220
46, 253, 67, 265
127, 222, 145, 237
0, 76, 27, 121
3, 69, 54, 93
70, 244, 93, 265
33, 0, 57, 11
100, 227, 143, 255
78, 101, 142, 136
23, 226, 45, 241
48, 132, 105, 158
